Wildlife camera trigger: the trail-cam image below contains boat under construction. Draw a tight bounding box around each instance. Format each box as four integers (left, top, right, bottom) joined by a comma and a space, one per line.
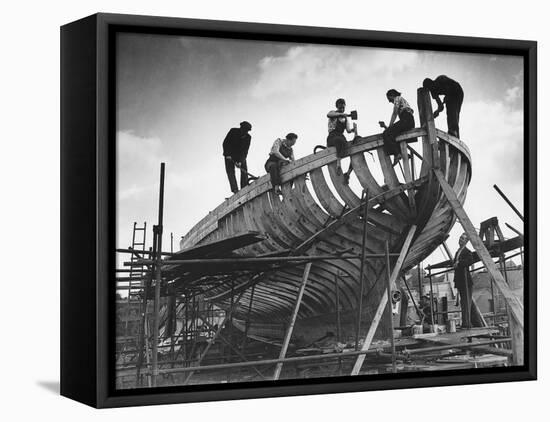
115, 89, 525, 388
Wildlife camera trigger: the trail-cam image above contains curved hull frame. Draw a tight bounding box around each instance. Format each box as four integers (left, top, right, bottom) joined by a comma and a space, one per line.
178, 126, 471, 332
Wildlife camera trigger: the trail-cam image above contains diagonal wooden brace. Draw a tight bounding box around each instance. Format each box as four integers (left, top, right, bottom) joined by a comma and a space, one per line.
351, 225, 417, 375
273, 262, 313, 380
433, 168, 524, 364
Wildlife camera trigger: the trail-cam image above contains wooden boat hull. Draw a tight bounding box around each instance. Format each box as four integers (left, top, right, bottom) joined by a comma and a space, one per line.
178, 93, 472, 343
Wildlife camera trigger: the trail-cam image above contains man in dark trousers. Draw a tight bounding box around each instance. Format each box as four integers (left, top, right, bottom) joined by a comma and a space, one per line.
453, 232, 480, 329
423, 75, 464, 138
223, 121, 252, 194
265, 133, 297, 195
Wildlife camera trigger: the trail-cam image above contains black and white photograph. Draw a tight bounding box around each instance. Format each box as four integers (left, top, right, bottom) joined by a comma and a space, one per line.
113, 30, 528, 389
3, 0, 547, 417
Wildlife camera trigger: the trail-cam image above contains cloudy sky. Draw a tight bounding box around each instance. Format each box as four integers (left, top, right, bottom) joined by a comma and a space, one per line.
116, 32, 524, 267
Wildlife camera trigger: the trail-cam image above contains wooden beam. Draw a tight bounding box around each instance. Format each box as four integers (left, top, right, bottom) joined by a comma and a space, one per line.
433, 168, 524, 364
273, 262, 313, 380
355, 190, 369, 350
384, 241, 397, 373
417, 87, 439, 174
351, 225, 417, 375
494, 184, 524, 221
399, 141, 416, 216
506, 222, 524, 238
117, 338, 510, 378
151, 163, 165, 387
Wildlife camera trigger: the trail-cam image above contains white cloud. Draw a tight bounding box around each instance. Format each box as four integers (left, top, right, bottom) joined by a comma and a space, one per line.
250, 45, 419, 99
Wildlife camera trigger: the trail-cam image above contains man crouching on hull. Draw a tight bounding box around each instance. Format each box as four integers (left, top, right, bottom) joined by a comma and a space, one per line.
265, 133, 297, 196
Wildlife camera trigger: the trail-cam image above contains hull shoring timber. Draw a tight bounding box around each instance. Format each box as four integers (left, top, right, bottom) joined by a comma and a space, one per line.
177, 90, 472, 344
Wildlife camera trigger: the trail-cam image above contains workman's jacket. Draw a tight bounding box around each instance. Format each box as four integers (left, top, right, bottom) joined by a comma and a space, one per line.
223, 128, 251, 163
453, 246, 474, 291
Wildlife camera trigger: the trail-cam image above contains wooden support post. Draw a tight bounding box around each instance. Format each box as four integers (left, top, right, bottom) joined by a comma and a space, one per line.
335, 272, 343, 375
417, 87, 439, 174
417, 263, 423, 294
273, 262, 313, 380
144, 314, 152, 387
410, 148, 416, 180
135, 266, 152, 387
434, 169, 524, 364
385, 241, 397, 373
151, 163, 165, 387
494, 184, 524, 221
241, 284, 256, 352
335, 272, 341, 344
428, 267, 436, 332
442, 241, 453, 261
355, 190, 369, 350
227, 279, 235, 383
351, 225, 417, 376
399, 141, 416, 216
184, 295, 189, 364
506, 222, 524, 239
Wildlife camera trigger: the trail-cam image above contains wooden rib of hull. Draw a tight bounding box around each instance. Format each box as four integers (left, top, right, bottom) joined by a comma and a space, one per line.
178, 127, 472, 341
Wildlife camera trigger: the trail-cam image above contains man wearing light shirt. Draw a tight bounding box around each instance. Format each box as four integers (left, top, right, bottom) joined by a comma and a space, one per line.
264, 133, 298, 195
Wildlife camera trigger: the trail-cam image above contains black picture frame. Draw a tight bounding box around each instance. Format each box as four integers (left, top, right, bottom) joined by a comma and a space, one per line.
60, 12, 537, 408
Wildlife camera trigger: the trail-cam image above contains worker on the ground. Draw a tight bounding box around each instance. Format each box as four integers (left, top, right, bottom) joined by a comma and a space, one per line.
453, 233, 480, 329
419, 295, 434, 333
422, 75, 464, 138
265, 133, 297, 195
222, 121, 252, 194
327, 98, 357, 183
379, 89, 415, 166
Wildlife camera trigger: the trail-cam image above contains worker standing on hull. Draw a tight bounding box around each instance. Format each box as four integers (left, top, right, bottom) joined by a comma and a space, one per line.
265, 133, 297, 195
423, 75, 464, 138
223, 121, 252, 194
327, 98, 357, 183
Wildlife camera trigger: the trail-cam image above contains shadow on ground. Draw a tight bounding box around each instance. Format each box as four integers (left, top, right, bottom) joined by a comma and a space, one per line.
36, 380, 59, 395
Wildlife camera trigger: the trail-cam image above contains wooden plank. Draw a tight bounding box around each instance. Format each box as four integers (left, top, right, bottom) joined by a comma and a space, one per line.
433, 168, 523, 364
172, 231, 265, 259
417, 87, 438, 177
327, 161, 361, 207
384, 240, 397, 373
436, 129, 472, 166
351, 152, 410, 222
351, 225, 417, 375
309, 168, 345, 216
273, 262, 313, 380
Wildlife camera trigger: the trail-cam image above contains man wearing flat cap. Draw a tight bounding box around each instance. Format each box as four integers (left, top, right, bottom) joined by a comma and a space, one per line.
223, 121, 252, 194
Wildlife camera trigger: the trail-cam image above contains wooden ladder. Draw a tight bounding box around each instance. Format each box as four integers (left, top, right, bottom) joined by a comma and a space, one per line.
124, 222, 147, 349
